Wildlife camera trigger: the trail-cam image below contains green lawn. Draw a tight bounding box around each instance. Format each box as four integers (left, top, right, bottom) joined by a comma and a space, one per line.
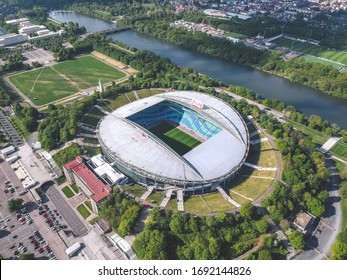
330, 142, 347, 161
225, 32, 246, 39
83, 146, 101, 156
184, 196, 210, 215
202, 193, 235, 213
137, 89, 165, 99
107, 94, 130, 109
149, 122, 201, 156
166, 198, 177, 211
77, 203, 91, 219
85, 201, 93, 212
81, 107, 105, 128
70, 184, 79, 194
122, 185, 146, 198
62, 186, 75, 198
302, 55, 342, 69
9, 56, 126, 106
83, 137, 99, 144
228, 176, 273, 201
146, 192, 165, 205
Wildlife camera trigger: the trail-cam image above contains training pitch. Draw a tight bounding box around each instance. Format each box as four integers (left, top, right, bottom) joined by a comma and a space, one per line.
9, 56, 126, 106
149, 122, 201, 156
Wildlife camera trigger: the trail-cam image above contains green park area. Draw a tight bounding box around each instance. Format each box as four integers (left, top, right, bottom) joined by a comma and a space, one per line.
9, 56, 126, 106
122, 184, 146, 198
330, 142, 347, 161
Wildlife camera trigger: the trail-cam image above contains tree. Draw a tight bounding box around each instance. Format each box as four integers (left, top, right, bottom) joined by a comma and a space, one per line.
331, 241, 347, 260
133, 230, 167, 260
19, 253, 35, 260
258, 249, 272, 260
288, 231, 305, 250
255, 219, 268, 234
8, 198, 23, 213
240, 202, 256, 220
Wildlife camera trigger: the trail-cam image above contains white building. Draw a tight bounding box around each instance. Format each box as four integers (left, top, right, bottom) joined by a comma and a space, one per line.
0, 33, 28, 47
19, 25, 47, 35
5, 18, 29, 25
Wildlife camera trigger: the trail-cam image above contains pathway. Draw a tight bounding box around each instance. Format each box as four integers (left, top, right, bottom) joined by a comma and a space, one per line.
216, 186, 241, 207
94, 105, 109, 115
244, 162, 277, 171
319, 137, 340, 153
159, 189, 173, 208
177, 189, 184, 212
140, 186, 155, 201
133, 91, 140, 100
250, 138, 268, 145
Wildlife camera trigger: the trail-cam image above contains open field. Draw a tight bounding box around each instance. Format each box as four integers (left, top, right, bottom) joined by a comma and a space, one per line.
150, 122, 201, 156
202, 193, 235, 213
77, 203, 91, 219
122, 184, 146, 198
146, 192, 165, 206
62, 186, 74, 198
274, 37, 347, 65
137, 89, 165, 99
91, 51, 137, 74
241, 166, 276, 178
229, 191, 252, 205
302, 55, 342, 69
9, 56, 126, 106
184, 196, 210, 215
106, 94, 130, 109
330, 142, 347, 161
166, 198, 177, 211
225, 32, 247, 39
229, 177, 273, 201
247, 141, 277, 168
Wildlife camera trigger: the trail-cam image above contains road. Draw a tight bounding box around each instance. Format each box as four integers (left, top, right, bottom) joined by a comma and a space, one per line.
294, 156, 342, 259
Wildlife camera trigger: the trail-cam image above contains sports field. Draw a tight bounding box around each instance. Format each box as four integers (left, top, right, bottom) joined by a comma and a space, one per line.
9, 56, 126, 106
149, 122, 201, 156
225, 32, 247, 39
274, 37, 347, 65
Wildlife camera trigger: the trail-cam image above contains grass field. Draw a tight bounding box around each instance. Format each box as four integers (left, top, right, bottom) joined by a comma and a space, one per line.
149, 122, 201, 156
71, 184, 79, 194
229, 177, 273, 201
137, 89, 165, 99
146, 192, 165, 206
62, 186, 74, 198
302, 55, 342, 69
77, 204, 91, 219
202, 193, 235, 213
122, 185, 146, 198
9, 56, 126, 106
85, 201, 93, 212
107, 94, 130, 109
184, 196, 210, 215
225, 32, 247, 39
247, 141, 277, 168
274, 37, 347, 65
330, 142, 347, 161
166, 198, 177, 211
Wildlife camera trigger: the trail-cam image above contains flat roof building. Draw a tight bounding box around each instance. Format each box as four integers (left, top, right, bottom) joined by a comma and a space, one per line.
63, 156, 112, 213
0, 33, 28, 47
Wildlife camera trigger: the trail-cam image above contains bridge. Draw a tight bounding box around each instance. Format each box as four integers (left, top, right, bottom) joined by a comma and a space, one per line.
94, 26, 131, 35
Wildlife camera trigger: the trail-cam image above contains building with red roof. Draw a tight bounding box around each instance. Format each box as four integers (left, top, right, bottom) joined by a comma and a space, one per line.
63, 156, 112, 214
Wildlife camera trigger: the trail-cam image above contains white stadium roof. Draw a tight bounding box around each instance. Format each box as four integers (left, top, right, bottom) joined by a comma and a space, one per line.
98, 91, 249, 183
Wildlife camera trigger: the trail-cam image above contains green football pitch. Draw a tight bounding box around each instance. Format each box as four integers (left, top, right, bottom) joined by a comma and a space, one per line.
9, 55, 126, 106
149, 122, 201, 156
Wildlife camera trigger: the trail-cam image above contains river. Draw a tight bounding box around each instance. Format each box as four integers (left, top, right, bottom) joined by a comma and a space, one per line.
50, 11, 347, 129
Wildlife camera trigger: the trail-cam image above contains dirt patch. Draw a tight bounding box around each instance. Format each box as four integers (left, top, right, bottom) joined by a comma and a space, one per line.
91, 51, 137, 74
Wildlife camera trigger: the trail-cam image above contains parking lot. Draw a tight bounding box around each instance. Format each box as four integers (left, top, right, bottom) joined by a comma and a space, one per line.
22, 48, 55, 66
0, 111, 23, 147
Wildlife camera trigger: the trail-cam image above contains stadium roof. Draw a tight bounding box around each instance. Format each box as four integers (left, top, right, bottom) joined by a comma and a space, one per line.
98, 91, 249, 183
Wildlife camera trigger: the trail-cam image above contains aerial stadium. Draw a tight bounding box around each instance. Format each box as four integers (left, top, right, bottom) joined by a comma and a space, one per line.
97, 91, 249, 194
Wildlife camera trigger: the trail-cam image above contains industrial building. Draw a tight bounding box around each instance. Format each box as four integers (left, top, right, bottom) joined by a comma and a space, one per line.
0, 33, 28, 47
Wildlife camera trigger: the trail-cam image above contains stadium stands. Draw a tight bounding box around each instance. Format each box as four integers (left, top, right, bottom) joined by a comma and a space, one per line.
127, 100, 221, 140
